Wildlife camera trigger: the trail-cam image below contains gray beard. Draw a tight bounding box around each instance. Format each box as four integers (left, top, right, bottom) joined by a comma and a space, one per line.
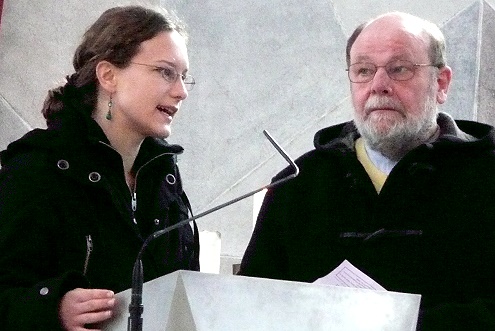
355, 95, 438, 161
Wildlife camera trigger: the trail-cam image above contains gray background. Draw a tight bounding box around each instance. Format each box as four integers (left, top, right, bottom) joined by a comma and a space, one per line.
1, 0, 494, 274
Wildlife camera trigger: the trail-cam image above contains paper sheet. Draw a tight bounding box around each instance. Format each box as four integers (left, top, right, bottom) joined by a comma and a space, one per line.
313, 260, 386, 291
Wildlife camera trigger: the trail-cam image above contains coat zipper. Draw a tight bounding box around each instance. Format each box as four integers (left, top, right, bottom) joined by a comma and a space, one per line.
98, 141, 176, 225
132, 192, 137, 224
131, 152, 175, 225
84, 235, 93, 276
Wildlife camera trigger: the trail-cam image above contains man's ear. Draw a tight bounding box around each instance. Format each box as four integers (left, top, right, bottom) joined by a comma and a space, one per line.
95, 61, 118, 93
436, 65, 452, 104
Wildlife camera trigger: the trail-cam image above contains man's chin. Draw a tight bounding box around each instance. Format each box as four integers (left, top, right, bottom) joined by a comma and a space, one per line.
367, 118, 402, 136
367, 109, 403, 121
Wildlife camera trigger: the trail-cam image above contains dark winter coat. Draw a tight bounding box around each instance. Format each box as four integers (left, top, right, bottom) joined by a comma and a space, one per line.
0, 109, 199, 330
239, 113, 495, 330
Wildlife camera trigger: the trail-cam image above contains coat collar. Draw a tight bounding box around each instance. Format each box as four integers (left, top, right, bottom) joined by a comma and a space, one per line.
313, 112, 495, 153
1, 105, 184, 168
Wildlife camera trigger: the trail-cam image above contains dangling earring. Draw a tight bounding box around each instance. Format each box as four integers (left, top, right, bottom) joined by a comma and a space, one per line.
106, 95, 113, 120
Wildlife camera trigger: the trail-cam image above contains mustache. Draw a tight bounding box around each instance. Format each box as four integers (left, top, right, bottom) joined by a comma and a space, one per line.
364, 96, 405, 115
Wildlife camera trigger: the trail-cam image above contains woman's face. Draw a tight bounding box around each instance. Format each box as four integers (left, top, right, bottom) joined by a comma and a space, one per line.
111, 30, 190, 140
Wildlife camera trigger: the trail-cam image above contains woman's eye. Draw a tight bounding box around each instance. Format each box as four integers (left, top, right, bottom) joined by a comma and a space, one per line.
159, 67, 177, 81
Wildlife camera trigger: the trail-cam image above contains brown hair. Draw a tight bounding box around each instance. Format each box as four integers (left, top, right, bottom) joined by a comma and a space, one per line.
42, 5, 187, 125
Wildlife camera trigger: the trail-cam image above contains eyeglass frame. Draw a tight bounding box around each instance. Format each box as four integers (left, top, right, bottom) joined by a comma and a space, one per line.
345, 60, 441, 83
129, 62, 196, 91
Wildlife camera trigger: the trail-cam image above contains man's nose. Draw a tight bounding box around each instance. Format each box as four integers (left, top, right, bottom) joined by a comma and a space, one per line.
370, 67, 393, 95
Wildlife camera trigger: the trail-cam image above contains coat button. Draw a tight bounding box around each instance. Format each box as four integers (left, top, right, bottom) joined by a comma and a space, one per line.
57, 160, 69, 170
88, 172, 101, 183
39, 287, 49, 295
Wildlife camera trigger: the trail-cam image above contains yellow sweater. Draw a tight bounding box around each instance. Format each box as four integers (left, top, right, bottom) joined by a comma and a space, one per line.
355, 137, 387, 193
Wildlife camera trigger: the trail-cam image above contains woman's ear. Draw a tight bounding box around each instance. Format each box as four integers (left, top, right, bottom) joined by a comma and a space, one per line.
95, 61, 117, 93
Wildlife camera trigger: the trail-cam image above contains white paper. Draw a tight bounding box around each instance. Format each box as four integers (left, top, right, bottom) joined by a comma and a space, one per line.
313, 260, 386, 291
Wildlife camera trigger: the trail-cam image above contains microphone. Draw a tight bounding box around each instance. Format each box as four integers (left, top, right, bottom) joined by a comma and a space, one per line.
128, 130, 299, 331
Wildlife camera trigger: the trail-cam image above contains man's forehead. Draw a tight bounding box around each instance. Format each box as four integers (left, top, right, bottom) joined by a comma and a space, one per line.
350, 17, 429, 61
364, 15, 426, 39
368, 13, 425, 31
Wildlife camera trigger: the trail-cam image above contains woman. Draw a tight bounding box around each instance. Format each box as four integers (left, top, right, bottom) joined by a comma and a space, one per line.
0, 5, 199, 330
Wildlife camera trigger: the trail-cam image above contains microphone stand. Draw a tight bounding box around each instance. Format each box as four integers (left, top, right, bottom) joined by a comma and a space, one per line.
127, 130, 299, 331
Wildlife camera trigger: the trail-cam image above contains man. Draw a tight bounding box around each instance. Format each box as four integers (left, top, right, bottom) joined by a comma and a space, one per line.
238, 12, 495, 330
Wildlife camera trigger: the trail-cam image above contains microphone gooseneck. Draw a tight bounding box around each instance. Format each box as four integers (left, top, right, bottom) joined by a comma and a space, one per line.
127, 260, 143, 331
127, 130, 299, 331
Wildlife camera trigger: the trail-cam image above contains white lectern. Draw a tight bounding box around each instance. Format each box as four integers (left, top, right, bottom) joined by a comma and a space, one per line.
101, 270, 420, 331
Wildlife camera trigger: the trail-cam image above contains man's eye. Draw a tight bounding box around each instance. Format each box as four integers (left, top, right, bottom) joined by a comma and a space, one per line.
356, 67, 374, 76
389, 65, 409, 74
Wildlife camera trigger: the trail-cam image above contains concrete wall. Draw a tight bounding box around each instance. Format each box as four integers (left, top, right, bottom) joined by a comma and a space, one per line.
1, 0, 494, 274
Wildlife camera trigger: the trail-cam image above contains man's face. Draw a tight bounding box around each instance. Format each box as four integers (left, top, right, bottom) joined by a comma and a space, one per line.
348, 16, 450, 152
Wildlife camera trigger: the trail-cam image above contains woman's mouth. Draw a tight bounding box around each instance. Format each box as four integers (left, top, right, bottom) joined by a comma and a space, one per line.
156, 105, 177, 117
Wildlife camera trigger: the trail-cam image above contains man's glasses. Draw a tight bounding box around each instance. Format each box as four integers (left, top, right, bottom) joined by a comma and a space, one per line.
346, 60, 439, 83
130, 62, 196, 91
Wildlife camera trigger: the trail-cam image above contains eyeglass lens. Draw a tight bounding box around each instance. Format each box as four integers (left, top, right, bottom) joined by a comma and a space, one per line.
160, 66, 195, 91
348, 60, 417, 83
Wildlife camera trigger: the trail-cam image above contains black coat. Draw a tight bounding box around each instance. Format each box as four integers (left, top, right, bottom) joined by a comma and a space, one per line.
0, 111, 199, 330
239, 113, 495, 330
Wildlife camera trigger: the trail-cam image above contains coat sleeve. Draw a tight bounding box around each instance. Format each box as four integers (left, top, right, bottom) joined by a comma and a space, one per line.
0, 271, 88, 331
237, 185, 289, 279
0, 166, 88, 331
418, 299, 495, 330
174, 164, 200, 272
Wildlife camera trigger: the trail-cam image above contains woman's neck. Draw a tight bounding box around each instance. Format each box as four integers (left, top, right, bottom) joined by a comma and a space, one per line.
94, 111, 143, 190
